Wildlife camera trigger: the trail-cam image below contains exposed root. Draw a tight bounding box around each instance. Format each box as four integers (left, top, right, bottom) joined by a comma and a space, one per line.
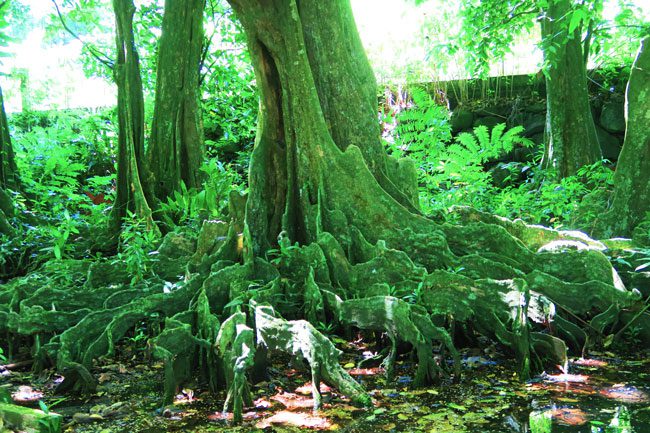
1, 203, 648, 426
217, 311, 254, 423
254, 303, 372, 409
324, 291, 460, 384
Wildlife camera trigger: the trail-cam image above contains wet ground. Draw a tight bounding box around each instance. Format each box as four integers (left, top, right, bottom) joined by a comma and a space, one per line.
1, 340, 649, 432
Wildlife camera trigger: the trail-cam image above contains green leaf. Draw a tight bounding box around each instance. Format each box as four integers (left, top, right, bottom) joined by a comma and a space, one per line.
447, 403, 467, 411
568, 9, 586, 34
38, 400, 50, 414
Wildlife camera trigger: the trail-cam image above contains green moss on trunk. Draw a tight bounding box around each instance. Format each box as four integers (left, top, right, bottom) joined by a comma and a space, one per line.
110, 0, 157, 234
598, 37, 650, 237
541, 0, 601, 178
147, 0, 206, 201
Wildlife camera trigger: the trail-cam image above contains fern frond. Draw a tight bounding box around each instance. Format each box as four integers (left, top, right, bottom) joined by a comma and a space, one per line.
490, 123, 507, 148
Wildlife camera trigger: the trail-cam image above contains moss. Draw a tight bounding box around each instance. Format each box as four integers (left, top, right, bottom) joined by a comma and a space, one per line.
0, 403, 62, 433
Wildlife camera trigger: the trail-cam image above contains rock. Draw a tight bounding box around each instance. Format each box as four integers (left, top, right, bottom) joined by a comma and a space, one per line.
450, 109, 473, 132
473, 115, 502, 130
0, 403, 62, 433
596, 125, 622, 161
523, 113, 545, 137
475, 104, 511, 118
599, 100, 626, 133
99, 402, 130, 418
513, 138, 542, 162
526, 102, 546, 113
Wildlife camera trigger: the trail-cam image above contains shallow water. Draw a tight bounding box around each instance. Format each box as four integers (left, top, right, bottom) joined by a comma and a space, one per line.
2, 350, 650, 432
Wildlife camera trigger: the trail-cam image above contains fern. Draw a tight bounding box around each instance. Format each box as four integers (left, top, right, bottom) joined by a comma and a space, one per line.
393, 87, 451, 158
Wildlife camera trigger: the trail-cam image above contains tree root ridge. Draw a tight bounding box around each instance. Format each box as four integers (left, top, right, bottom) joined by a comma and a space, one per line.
0, 206, 647, 424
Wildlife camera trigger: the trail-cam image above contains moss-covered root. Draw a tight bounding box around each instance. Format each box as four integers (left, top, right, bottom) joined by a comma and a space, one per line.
217, 311, 255, 424
149, 289, 222, 405
254, 304, 372, 409
150, 317, 208, 405
325, 292, 460, 385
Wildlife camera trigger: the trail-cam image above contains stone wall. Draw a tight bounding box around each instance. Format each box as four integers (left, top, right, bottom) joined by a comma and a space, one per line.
419, 70, 629, 162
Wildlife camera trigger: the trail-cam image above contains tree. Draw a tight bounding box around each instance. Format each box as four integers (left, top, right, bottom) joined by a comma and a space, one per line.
0, 87, 17, 235
0, 1, 20, 235
228, 0, 640, 383
457, 0, 602, 178
1, 0, 646, 423
597, 37, 650, 238
110, 0, 157, 233
146, 0, 206, 202
540, 0, 601, 178
0, 87, 18, 193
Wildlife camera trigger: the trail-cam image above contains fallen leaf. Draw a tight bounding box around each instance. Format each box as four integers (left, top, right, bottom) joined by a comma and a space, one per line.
295, 382, 333, 395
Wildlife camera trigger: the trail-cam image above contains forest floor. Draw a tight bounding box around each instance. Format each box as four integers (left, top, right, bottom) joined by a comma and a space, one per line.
2, 335, 649, 433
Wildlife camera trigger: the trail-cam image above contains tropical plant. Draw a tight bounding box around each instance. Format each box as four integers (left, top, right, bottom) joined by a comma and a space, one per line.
116, 211, 159, 285
157, 158, 245, 228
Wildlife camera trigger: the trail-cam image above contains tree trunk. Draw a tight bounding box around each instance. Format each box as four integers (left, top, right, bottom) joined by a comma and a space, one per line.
110, 0, 157, 233
541, 0, 601, 179
598, 37, 650, 238
0, 186, 14, 235
0, 86, 20, 192
0, 85, 18, 236
146, 0, 206, 201
230, 0, 424, 257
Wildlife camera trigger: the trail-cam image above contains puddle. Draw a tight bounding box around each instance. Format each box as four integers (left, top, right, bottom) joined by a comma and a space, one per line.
2, 350, 649, 432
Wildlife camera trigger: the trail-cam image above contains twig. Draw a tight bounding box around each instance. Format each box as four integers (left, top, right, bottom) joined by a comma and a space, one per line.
1, 359, 33, 370
50, 0, 115, 70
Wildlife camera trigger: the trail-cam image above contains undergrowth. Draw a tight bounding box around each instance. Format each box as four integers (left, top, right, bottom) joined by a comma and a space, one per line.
387, 86, 614, 231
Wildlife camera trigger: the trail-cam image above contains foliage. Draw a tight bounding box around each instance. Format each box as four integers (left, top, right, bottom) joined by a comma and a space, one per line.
490, 161, 614, 228
0, 109, 116, 275
440, 123, 532, 184
40, 210, 79, 260
588, 2, 650, 69
115, 210, 159, 285
389, 88, 614, 229
389, 87, 451, 158
446, 0, 648, 79
45, 0, 116, 81
633, 248, 650, 273
10, 109, 116, 216
201, 1, 258, 170
157, 158, 245, 229
457, 0, 539, 78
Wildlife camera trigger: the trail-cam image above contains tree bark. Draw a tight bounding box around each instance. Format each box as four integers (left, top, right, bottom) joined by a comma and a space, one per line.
0, 86, 19, 192
229, 0, 425, 257
0, 85, 18, 236
541, 0, 601, 179
598, 37, 650, 238
146, 0, 206, 202
110, 0, 157, 233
